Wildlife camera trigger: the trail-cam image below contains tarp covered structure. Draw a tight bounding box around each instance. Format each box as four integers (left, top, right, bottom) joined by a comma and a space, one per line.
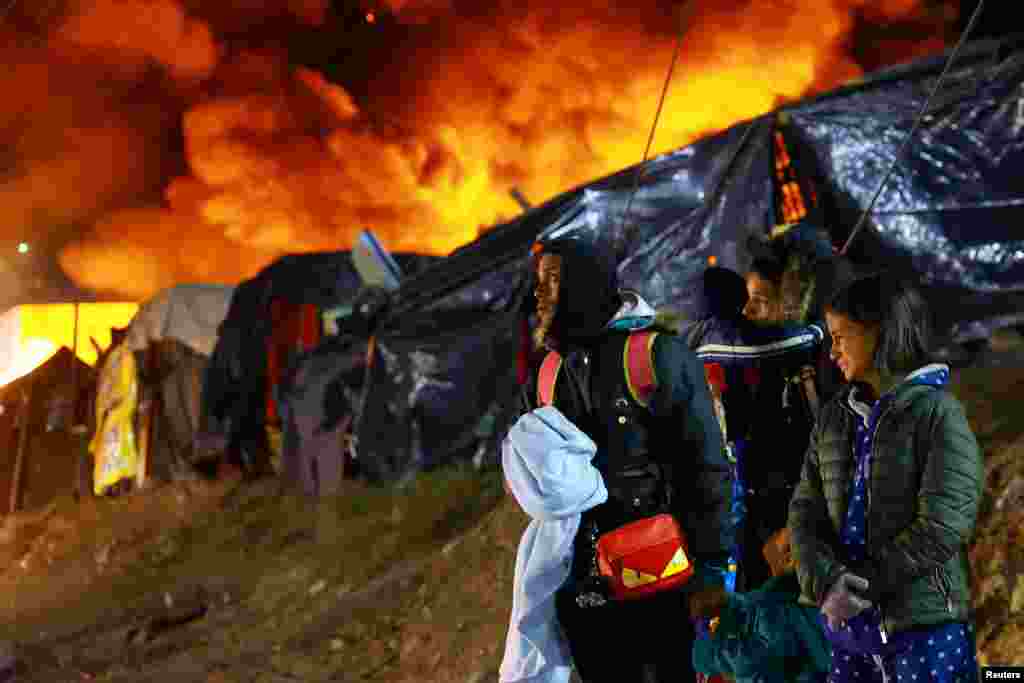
300, 35, 1024, 485
124, 284, 234, 359
0, 348, 95, 514
91, 285, 236, 494
201, 250, 440, 475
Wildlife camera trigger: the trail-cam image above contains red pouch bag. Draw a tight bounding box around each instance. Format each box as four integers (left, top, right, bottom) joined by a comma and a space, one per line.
595, 513, 694, 601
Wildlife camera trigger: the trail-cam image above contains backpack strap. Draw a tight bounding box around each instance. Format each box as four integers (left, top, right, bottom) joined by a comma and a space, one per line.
537, 350, 563, 407
623, 330, 659, 409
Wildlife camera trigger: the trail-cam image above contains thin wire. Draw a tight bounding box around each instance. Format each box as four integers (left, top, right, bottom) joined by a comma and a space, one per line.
618, 2, 695, 249
840, 0, 988, 256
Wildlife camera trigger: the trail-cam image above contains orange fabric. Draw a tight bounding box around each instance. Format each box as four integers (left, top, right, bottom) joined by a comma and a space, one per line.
266, 300, 322, 423
704, 362, 728, 393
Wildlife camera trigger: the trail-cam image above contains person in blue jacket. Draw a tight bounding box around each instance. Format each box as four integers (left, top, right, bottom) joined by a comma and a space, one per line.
684, 225, 850, 590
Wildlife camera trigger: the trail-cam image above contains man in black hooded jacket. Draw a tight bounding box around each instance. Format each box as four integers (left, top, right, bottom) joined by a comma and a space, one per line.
518, 233, 734, 683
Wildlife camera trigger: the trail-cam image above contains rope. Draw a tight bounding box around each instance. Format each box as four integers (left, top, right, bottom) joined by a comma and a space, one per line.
617, 1, 696, 252
839, 0, 988, 256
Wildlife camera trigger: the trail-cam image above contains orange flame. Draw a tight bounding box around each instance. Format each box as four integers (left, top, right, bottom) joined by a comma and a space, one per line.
35, 0, 957, 301
0, 338, 59, 388
0, 303, 139, 387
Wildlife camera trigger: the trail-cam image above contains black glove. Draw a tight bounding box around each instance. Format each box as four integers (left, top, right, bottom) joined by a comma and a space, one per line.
821, 572, 872, 630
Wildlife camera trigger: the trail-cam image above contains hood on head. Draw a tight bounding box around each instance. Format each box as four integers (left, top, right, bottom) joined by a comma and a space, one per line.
694, 266, 748, 321
532, 234, 621, 348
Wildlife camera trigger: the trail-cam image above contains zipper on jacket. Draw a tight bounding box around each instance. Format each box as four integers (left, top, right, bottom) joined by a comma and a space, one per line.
864, 401, 895, 645
934, 566, 955, 615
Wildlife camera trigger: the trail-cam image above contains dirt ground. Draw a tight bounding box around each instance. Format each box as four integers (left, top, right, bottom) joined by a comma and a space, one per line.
1, 363, 1024, 681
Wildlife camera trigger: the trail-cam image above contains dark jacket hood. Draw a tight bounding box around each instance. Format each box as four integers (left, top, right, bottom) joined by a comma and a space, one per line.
533, 234, 621, 350
694, 266, 748, 321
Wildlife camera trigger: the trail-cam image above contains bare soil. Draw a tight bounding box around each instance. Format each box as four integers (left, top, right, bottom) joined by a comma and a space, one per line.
1, 365, 1022, 681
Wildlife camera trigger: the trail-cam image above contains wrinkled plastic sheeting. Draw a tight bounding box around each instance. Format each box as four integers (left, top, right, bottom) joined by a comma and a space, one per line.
355, 306, 521, 483
530, 117, 777, 314
783, 43, 1024, 340
321, 40, 1024, 482
345, 122, 780, 481
201, 250, 441, 459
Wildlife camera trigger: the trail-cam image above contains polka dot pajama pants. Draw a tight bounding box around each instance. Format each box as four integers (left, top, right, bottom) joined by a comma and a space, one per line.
827, 623, 978, 683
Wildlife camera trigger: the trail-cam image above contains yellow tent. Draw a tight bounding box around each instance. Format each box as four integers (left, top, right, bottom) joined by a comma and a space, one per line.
0, 303, 139, 386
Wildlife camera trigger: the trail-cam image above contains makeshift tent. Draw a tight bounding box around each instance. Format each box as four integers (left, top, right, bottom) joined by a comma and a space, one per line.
91, 285, 234, 494
200, 251, 440, 478
0, 303, 138, 387
0, 348, 96, 514
289, 35, 1024, 486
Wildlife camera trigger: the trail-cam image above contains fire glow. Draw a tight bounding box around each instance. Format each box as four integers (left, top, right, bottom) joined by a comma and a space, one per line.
0, 304, 139, 387
1, 0, 955, 301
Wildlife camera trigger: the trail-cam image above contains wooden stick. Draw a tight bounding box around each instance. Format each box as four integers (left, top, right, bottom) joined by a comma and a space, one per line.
9, 383, 33, 514
509, 187, 531, 212
136, 346, 159, 489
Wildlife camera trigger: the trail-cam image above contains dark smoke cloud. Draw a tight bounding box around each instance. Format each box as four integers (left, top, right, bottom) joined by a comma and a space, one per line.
0, 0, 959, 303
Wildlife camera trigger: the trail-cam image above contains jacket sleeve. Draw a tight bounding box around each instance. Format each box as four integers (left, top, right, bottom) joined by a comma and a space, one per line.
863, 393, 983, 600
691, 600, 789, 679
651, 335, 734, 568
788, 403, 849, 606
681, 318, 711, 351
693, 320, 824, 366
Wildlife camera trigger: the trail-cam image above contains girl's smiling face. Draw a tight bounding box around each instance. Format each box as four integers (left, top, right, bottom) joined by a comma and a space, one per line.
826, 309, 880, 383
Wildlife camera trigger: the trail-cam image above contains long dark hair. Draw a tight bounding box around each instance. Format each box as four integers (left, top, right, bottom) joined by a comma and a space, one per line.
826, 272, 933, 374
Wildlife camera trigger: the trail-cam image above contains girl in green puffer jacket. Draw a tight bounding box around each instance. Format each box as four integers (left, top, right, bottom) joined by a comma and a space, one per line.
789, 272, 982, 683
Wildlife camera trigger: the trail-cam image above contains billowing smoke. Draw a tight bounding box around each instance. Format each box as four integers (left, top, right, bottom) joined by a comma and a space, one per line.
0, 0, 958, 301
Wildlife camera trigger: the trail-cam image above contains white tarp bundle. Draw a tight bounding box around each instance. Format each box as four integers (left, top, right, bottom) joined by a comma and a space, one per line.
124, 284, 234, 358
499, 406, 608, 683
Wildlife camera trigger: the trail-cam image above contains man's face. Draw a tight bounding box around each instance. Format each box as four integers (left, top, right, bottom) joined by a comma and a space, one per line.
743, 273, 784, 325
533, 253, 561, 349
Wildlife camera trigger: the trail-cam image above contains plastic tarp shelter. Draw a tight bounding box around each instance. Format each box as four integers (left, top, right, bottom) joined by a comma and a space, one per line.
303, 35, 1024, 485
200, 250, 440, 475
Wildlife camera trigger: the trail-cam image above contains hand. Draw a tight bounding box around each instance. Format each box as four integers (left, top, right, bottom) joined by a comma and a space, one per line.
821, 572, 872, 630
798, 365, 817, 382
690, 585, 728, 619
